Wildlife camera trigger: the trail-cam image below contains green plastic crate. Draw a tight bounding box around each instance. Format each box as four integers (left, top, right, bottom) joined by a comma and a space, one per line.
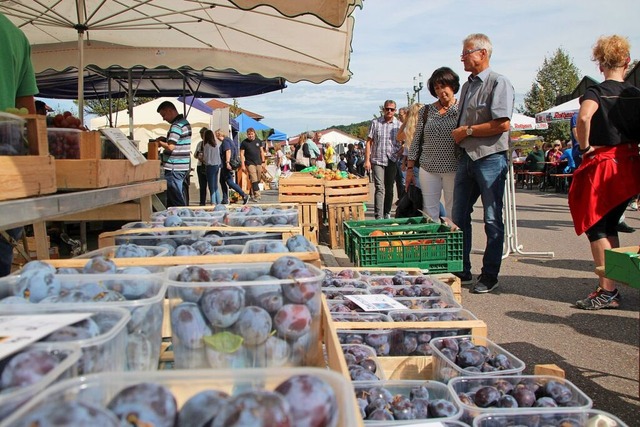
346, 222, 463, 273
605, 246, 640, 288
343, 217, 431, 263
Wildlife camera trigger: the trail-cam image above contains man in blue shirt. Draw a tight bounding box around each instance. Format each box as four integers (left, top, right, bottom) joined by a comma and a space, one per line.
451, 33, 514, 293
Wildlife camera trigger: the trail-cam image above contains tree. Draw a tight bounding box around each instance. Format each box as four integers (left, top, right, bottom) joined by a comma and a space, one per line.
78, 97, 153, 126
520, 48, 581, 117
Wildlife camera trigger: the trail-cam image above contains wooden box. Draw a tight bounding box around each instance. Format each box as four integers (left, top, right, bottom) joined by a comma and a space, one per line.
55, 131, 161, 190
325, 202, 365, 249
324, 177, 370, 205
0, 114, 56, 201
298, 203, 319, 244
278, 173, 324, 203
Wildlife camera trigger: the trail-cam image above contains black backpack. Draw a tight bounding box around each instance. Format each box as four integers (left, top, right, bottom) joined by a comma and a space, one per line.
302, 142, 311, 158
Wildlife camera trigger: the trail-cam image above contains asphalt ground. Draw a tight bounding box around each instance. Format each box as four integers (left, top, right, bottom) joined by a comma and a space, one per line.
255, 178, 639, 426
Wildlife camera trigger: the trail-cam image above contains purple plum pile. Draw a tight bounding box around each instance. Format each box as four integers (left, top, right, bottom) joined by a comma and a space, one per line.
355, 383, 458, 421
168, 256, 322, 369
12, 374, 338, 427
343, 344, 384, 381
0, 258, 164, 371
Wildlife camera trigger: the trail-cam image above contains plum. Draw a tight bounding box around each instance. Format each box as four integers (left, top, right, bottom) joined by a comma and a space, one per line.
16, 269, 60, 302
21, 260, 56, 274
177, 390, 229, 427
212, 390, 292, 427
126, 332, 154, 370
275, 374, 338, 427
496, 394, 519, 408
82, 255, 117, 274
234, 306, 272, 346
107, 382, 177, 427
269, 256, 307, 279
473, 386, 501, 408
274, 304, 311, 340
14, 401, 119, 426
534, 396, 558, 407
456, 348, 485, 368
513, 386, 537, 407
246, 284, 283, 314
200, 287, 245, 328
428, 399, 457, 418
544, 380, 573, 404
251, 336, 291, 367
0, 349, 60, 388
114, 244, 148, 258
171, 302, 212, 349
286, 235, 316, 253
174, 245, 199, 256
390, 395, 415, 420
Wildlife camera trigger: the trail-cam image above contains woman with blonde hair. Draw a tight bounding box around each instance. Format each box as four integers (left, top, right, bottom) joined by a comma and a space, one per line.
399, 103, 425, 176
570, 34, 640, 309
406, 66, 461, 221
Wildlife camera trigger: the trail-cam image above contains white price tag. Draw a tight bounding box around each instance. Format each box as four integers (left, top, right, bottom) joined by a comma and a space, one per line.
344, 294, 408, 311
0, 313, 93, 360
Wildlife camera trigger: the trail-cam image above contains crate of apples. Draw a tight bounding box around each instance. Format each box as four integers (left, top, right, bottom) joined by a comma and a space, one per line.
48, 111, 87, 159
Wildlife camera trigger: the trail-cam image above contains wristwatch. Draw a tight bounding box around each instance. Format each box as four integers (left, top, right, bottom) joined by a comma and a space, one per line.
466, 126, 474, 136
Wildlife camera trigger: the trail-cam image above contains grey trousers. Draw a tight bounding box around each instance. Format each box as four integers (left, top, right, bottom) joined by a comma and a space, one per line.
372, 162, 397, 219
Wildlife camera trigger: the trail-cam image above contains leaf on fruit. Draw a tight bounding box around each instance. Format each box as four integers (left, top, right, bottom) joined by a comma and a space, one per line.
204, 331, 243, 353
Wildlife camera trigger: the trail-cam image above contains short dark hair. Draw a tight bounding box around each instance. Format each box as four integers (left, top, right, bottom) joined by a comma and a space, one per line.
428, 67, 460, 97
157, 101, 176, 113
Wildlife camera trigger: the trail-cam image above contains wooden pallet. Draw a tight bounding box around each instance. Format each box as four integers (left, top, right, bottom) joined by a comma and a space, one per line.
325, 202, 365, 249
0, 114, 56, 201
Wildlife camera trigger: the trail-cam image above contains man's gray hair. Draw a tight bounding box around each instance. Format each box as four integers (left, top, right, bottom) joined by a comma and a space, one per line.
463, 33, 493, 59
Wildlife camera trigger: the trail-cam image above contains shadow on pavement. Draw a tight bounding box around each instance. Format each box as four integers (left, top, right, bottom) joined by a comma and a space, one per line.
499, 341, 639, 426
514, 258, 596, 273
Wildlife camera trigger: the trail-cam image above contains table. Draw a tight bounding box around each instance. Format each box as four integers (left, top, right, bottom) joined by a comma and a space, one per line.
0, 180, 167, 259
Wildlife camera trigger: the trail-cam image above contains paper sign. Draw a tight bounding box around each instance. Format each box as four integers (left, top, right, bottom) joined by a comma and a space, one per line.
100, 128, 147, 166
0, 313, 93, 360
344, 294, 408, 311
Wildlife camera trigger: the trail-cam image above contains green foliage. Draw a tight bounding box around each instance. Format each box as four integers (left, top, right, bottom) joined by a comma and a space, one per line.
545, 121, 570, 143
77, 97, 153, 125
520, 48, 581, 116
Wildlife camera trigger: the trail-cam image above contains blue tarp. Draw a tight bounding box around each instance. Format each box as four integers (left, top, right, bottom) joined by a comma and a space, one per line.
235, 112, 287, 141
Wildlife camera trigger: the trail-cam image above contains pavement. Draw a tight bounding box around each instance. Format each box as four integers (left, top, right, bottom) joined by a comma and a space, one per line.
246, 180, 640, 425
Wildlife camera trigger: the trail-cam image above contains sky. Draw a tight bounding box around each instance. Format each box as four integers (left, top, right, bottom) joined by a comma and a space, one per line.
44, 0, 640, 138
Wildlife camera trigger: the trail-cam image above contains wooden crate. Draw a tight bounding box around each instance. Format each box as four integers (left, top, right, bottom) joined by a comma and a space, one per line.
55, 131, 161, 190
0, 115, 56, 201
325, 202, 364, 249
329, 318, 488, 381
298, 203, 319, 244
278, 173, 324, 203
324, 177, 370, 204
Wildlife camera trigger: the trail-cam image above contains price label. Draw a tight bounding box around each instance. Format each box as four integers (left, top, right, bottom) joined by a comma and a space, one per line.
344, 294, 408, 311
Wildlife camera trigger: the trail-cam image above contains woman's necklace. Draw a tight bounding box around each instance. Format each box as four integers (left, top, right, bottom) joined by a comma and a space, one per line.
438, 99, 456, 111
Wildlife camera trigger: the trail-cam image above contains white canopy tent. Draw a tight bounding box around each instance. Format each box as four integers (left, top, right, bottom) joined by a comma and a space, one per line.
90, 97, 213, 152
535, 98, 580, 123
511, 113, 548, 131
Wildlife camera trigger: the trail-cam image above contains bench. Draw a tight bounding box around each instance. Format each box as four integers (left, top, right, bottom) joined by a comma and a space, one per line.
524, 171, 545, 190
549, 173, 573, 193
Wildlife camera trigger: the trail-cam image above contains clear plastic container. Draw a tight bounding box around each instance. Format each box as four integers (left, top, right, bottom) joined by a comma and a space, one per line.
0, 344, 81, 420
366, 274, 455, 298
47, 127, 82, 159
225, 208, 298, 227
166, 261, 324, 369
323, 268, 363, 281
0, 270, 167, 371
0, 368, 358, 427
394, 296, 462, 311
389, 308, 478, 322
0, 305, 130, 375
322, 277, 370, 290
449, 374, 593, 425
429, 335, 526, 383
331, 312, 392, 323
473, 409, 627, 427
342, 344, 386, 381
0, 112, 27, 156
336, 329, 395, 356
322, 287, 370, 301
74, 244, 169, 259
242, 239, 290, 254
354, 380, 461, 424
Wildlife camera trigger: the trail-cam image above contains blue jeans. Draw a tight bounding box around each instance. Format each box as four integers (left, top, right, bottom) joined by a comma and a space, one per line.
220, 167, 246, 202
452, 151, 508, 278
164, 169, 188, 207
206, 164, 221, 205
0, 227, 23, 277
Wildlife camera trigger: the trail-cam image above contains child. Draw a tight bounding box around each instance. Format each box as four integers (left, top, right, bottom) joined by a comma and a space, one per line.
337, 153, 348, 172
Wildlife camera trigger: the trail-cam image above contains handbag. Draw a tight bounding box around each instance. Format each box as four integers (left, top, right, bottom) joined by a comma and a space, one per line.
229, 156, 241, 170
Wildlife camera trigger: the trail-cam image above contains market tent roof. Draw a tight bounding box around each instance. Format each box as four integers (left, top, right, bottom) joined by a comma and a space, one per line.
535, 98, 580, 123
235, 112, 286, 141
35, 66, 287, 100
4, 1, 360, 84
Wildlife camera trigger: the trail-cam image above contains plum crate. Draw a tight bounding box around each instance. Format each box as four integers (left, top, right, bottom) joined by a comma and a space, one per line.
474, 409, 628, 427
55, 131, 161, 190
0, 114, 56, 201
345, 221, 463, 273
604, 245, 639, 288
277, 173, 324, 203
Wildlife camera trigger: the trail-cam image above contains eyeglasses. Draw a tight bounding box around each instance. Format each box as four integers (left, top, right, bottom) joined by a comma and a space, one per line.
461, 48, 484, 58
384, 107, 396, 112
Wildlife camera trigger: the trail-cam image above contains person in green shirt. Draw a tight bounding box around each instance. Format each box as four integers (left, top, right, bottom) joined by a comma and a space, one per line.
525, 145, 545, 172
0, 12, 39, 277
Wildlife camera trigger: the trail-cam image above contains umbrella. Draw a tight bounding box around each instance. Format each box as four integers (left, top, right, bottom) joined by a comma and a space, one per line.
511, 113, 548, 131
535, 98, 580, 123
235, 112, 286, 141
3, 1, 360, 122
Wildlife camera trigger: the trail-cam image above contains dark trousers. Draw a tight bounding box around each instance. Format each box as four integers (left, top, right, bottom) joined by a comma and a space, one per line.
197, 165, 207, 205
220, 167, 247, 201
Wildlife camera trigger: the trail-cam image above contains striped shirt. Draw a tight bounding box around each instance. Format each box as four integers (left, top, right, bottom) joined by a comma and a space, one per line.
367, 116, 402, 166
164, 114, 192, 172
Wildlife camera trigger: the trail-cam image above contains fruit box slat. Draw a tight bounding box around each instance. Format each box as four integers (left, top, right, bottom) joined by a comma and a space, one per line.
327, 316, 488, 381
324, 177, 370, 204
0, 115, 56, 201
278, 173, 324, 203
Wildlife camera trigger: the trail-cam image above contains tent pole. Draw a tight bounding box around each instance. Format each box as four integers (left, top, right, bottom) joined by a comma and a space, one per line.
128, 70, 134, 140
77, 31, 84, 124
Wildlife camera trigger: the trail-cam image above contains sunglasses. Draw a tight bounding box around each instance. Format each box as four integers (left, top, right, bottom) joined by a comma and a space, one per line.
384, 107, 396, 112
461, 48, 484, 58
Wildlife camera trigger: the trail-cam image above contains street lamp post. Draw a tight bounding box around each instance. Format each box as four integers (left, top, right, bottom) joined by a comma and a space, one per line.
413, 73, 424, 103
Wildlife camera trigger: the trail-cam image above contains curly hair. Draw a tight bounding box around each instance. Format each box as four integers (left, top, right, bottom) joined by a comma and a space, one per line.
592, 35, 630, 69
404, 102, 425, 150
